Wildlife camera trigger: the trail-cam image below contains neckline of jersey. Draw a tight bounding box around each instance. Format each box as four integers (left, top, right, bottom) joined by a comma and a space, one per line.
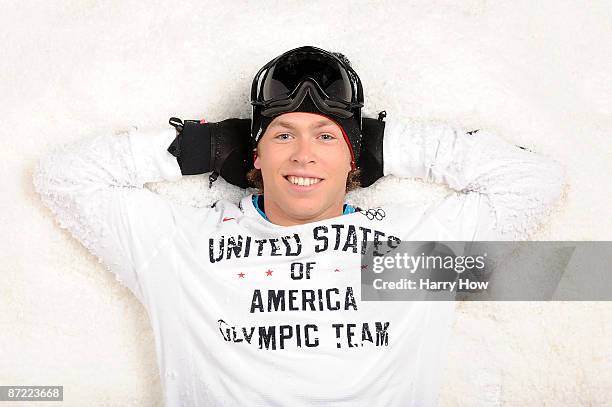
251, 194, 356, 224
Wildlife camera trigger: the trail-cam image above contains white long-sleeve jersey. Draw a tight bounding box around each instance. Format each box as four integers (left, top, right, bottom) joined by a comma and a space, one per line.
32, 119, 565, 406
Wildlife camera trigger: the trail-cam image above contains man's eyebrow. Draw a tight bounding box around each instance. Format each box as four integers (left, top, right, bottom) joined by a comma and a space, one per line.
273, 119, 336, 129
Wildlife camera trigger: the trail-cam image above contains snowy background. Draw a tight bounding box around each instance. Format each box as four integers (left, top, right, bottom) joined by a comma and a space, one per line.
3, 0, 612, 405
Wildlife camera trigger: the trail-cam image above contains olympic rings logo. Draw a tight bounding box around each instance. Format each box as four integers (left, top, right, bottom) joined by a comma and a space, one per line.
360, 208, 386, 221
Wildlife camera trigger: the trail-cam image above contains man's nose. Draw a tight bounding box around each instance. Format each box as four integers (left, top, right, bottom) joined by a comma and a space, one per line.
290, 136, 316, 164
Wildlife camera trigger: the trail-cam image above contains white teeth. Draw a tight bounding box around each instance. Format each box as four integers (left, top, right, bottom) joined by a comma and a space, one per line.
287, 176, 322, 186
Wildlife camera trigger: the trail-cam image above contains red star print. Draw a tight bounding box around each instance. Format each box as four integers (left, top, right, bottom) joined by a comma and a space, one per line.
265, 269, 273, 276
334, 268, 340, 272
237, 272, 245, 278
361, 264, 368, 270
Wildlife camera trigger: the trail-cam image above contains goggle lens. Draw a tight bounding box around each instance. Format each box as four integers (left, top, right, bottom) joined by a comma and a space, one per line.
254, 48, 361, 107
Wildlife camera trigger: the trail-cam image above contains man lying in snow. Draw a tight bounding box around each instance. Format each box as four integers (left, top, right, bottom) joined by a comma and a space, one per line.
32, 45, 566, 406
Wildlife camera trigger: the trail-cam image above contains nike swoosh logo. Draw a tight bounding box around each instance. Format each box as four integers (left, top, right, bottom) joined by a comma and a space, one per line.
223, 217, 236, 222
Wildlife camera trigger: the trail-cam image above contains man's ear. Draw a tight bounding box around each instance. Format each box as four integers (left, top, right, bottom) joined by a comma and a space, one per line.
253, 150, 261, 170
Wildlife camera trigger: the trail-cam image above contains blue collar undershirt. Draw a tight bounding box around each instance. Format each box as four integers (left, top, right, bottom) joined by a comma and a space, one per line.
252, 194, 355, 222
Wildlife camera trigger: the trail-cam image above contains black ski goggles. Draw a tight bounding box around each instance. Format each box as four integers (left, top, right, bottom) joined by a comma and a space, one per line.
250, 46, 364, 119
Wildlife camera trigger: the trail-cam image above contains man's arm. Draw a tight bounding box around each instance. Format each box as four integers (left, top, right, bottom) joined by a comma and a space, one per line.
32, 127, 193, 302
382, 119, 567, 240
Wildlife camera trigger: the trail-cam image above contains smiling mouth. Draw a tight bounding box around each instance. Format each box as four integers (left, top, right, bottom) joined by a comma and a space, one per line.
284, 175, 324, 187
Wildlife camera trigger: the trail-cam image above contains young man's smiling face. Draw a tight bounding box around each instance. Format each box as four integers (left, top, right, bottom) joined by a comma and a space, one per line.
253, 112, 353, 226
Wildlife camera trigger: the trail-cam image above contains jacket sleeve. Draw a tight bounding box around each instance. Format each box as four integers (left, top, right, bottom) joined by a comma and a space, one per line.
382, 119, 567, 241
32, 127, 187, 302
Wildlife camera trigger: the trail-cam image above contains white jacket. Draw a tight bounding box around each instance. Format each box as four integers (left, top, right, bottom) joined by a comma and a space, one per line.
33, 119, 565, 406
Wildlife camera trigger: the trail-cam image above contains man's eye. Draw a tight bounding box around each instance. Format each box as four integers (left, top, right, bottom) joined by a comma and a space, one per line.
320, 133, 336, 140
276, 133, 291, 140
